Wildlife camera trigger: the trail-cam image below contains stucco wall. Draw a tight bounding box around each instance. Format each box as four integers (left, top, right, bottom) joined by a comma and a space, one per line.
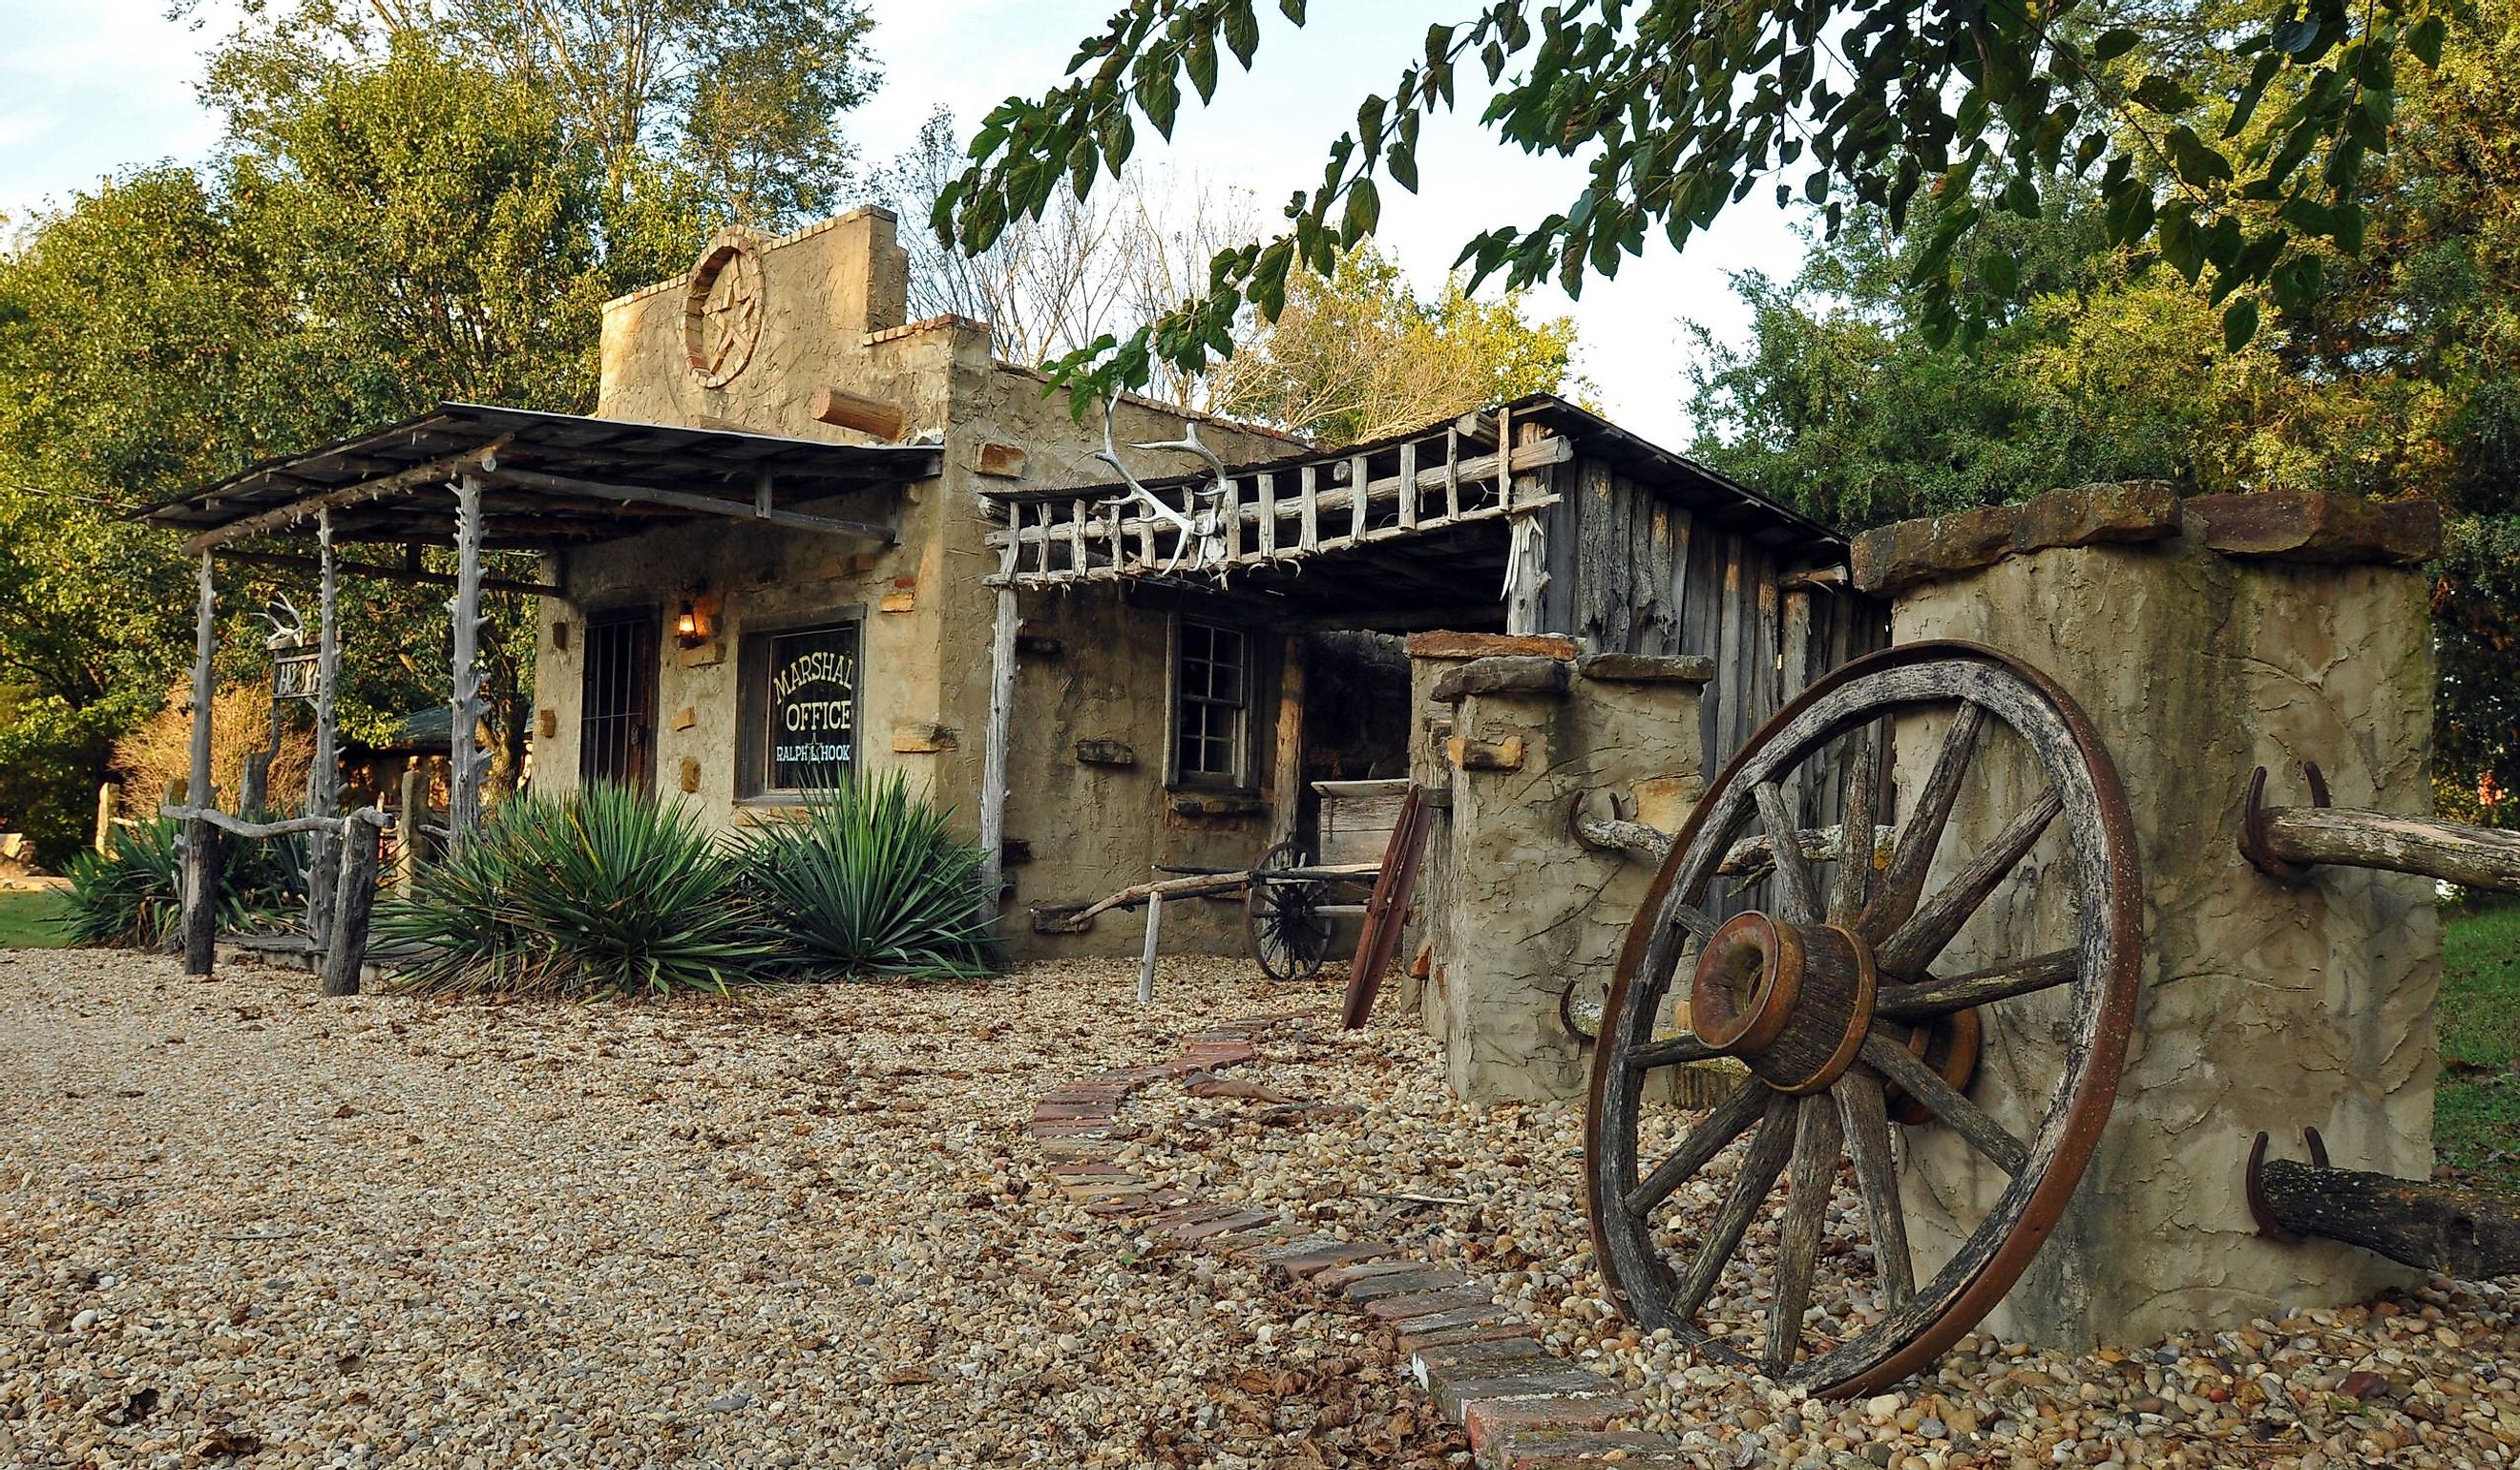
1410, 643, 1706, 1102
534, 207, 1307, 959
1888, 514, 2439, 1348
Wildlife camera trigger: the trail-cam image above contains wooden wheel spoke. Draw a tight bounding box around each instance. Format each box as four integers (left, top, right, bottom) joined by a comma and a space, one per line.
1834, 1068, 1915, 1309
1875, 949, 2078, 1022
1831, 723, 1883, 927
1628, 1034, 1721, 1070
1754, 781, 1823, 922
1623, 1078, 1768, 1216
1876, 788, 2064, 977
1767, 1094, 1844, 1374
1859, 1033, 2028, 1175
1666, 900, 1717, 944
1670, 1093, 1799, 1320
1862, 703, 1987, 938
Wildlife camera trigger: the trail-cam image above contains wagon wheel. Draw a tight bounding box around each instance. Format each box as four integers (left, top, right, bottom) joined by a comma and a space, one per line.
1246, 840, 1333, 982
1586, 640, 2140, 1397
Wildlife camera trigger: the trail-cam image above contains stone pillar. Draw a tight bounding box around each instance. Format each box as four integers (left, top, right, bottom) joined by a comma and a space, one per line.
1406, 633, 1707, 1103
1859, 484, 2443, 1348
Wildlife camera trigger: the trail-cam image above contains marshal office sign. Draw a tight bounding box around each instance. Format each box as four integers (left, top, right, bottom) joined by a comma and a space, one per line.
744, 616, 863, 796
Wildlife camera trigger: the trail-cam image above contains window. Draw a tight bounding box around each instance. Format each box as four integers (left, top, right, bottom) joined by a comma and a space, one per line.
1172, 618, 1250, 787
580, 610, 659, 791
737, 613, 864, 799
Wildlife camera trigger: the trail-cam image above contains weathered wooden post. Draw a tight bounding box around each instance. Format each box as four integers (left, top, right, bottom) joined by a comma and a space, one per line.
447, 475, 487, 849
304, 509, 344, 945
320, 813, 381, 998
976, 580, 1018, 919
181, 552, 221, 975
395, 762, 427, 894
94, 782, 116, 854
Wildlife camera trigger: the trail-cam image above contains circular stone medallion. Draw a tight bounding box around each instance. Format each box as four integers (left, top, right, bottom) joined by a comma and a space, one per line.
682, 228, 767, 388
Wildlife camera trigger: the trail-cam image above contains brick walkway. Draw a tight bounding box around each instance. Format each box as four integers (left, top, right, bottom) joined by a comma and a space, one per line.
1027, 1017, 1697, 1470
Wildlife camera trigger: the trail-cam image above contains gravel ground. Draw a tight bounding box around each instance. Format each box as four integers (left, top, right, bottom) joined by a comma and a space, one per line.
8, 947, 2517, 1470
1116, 1009, 2520, 1469
0, 947, 1463, 1469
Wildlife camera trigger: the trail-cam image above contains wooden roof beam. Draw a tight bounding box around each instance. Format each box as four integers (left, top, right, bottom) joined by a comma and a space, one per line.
476, 457, 900, 544
216, 547, 565, 600
183, 448, 502, 553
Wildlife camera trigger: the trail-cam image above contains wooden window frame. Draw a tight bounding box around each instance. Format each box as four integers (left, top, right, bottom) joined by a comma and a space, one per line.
735, 603, 868, 806
1166, 613, 1256, 792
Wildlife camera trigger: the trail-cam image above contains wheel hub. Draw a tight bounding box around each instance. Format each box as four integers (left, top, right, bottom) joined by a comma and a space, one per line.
1689, 913, 1879, 1095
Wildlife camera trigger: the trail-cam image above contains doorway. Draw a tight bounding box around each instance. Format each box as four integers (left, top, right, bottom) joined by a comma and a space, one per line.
580, 610, 658, 791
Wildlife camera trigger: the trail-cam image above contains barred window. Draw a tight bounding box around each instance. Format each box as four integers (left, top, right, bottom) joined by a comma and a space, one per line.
1173, 619, 1250, 786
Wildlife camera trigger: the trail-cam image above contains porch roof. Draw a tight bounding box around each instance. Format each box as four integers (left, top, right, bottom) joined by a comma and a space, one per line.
138, 402, 942, 553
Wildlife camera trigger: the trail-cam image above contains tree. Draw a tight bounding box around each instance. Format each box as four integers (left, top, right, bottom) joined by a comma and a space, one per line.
941, 0, 2453, 407
200, 0, 876, 228
876, 108, 1259, 410
1213, 245, 1584, 445
1682, 0, 2520, 825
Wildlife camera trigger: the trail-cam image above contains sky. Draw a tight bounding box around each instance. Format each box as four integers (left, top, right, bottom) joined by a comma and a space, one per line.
0, 0, 1812, 449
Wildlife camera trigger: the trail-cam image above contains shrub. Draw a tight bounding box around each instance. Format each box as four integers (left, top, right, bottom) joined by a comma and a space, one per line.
744, 771, 1001, 979
58, 818, 304, 949
378, 783, 780, 998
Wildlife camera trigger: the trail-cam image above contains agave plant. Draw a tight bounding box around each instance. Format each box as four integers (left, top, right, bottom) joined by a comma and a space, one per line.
743, 770, 1002, 979
378, 784, 782, 998
58, 819, 306, 950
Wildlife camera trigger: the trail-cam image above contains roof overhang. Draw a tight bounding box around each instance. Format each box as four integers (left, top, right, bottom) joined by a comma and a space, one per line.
139, 403, 942, 554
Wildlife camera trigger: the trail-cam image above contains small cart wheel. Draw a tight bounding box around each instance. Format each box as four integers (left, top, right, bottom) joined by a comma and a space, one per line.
1247, 840, 1334, 982
1586, 641, 2141, 1397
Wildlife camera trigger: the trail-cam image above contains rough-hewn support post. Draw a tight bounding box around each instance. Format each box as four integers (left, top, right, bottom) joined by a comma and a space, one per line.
1269, 634, 1308, 849
181, 552, 220, 975
94, 782, 116, 854
304, 509, 343, 946
320, 815, 380, 998
976, 584, 1019, 918
447, 475, 487, 849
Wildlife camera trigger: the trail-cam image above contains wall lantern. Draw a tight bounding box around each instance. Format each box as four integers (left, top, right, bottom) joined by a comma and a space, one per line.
674, 588, 715, 648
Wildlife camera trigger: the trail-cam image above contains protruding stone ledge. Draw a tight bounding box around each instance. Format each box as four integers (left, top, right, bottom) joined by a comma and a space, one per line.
1575, 652, 1713, 684
2187, 490, 2442, 565
1853, 481, 2434, 595
1405, 631, 1580, 662
1429, 657, 1572, 704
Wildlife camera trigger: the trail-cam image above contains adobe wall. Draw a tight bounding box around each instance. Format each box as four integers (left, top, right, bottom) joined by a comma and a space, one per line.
535, 207, 1304, 959
1408, 635, 1707, 1102
1863, 485, 2444, 1348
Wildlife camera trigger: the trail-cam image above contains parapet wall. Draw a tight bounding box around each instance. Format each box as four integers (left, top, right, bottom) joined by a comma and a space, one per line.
1407, 634, 1707, 1103
1872, 483, 2445, 1348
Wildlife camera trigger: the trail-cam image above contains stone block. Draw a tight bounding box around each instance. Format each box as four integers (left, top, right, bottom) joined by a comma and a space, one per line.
2187, 490, 2442, 565
891, 722, 956, 753
1446, 734, 1527, 771
1430, 657, 1573, 703
1462, 1395, 1636, 1466
1404, 631, 1580, 662
677, 757, 701, 794
1341, 1268, 1477, 1302
1573, 652, 1714, 684
1851, 502, 2022, 595
1434, 1364, 1613, 1421
972, 440, 1028, 478
2010, 480, 2181, 553
1169, 793, 1264, 818
1073, 739, 1135, 766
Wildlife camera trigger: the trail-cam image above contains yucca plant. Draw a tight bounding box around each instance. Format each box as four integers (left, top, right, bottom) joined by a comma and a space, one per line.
743, 770, 1002, 979
378, 783, 781, 998
58, 819, 304, 949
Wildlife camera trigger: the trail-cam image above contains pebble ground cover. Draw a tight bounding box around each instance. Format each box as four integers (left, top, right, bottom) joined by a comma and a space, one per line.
3, 944, 2515, 1468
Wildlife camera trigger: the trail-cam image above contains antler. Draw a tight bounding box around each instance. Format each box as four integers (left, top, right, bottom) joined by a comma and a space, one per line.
1092, 397, 1205, 575
261, 593, 307, 649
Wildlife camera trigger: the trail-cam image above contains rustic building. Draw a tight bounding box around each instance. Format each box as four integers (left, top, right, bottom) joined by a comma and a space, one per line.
139, 207, 1870, 964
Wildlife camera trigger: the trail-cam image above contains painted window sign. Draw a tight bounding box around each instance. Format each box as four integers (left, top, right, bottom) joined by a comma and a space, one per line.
766, 620, 861, 789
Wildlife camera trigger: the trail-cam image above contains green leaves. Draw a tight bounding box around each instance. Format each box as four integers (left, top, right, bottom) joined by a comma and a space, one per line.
943, 0, 2449, 397
2221, 298, 2260, 354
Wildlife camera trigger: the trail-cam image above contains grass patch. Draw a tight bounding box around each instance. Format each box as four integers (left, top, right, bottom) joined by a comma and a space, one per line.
0, 889, 68, 949
2437, 895, 2520, 1190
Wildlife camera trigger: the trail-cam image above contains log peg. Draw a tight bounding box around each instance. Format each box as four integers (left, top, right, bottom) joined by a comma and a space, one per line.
2239, 763, 2331, 884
